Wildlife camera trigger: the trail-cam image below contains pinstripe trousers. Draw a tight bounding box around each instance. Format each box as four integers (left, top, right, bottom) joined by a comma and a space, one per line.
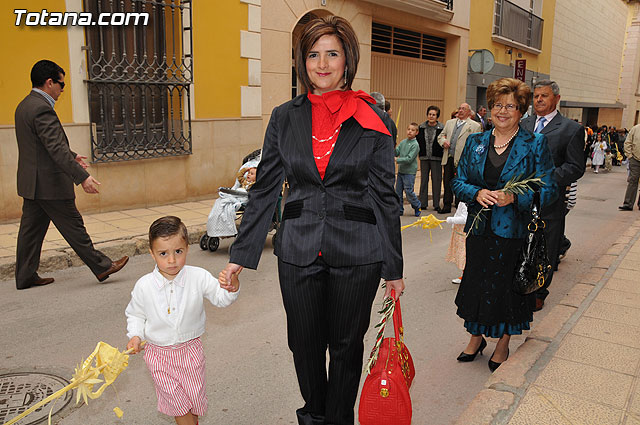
278, 257, 381, 425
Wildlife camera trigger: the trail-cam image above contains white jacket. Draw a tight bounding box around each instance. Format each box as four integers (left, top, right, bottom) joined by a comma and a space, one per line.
126, 265, 239, 346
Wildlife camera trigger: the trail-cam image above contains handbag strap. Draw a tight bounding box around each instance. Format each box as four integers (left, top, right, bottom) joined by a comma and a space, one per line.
390, 290, 404, 344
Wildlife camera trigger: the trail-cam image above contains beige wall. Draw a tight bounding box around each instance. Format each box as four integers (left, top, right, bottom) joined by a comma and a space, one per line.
0, 119, 262, 222
598, 108, 624, 128
550, 0, 628, 104
620, 4, 640, 128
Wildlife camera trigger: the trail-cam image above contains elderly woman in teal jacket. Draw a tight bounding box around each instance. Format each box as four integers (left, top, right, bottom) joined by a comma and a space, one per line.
451, 78, 557, 372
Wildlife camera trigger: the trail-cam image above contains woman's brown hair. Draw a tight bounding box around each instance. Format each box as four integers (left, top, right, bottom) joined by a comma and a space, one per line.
486, 78, 531, 115
294, 15, 359, 94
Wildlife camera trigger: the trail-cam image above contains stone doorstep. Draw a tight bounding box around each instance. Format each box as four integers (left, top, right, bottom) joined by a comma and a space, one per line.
454, 233, 640, 424
0, 224, 207, 283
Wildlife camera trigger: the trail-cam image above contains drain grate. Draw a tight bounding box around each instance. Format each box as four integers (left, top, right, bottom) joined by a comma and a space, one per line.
0, 372, 73, 425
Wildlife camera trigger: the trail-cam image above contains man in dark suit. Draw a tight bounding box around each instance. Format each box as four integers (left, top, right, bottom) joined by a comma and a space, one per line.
521, 80, 585, 311
14, 59, 128, 290
472, 105, 489, 131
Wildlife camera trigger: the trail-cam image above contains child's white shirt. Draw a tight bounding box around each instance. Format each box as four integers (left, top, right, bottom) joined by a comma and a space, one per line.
446, 202, 468, 226
126, 265, 239, 346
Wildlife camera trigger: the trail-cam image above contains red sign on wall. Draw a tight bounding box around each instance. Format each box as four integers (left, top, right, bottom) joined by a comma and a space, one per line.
514, 59, 526, 82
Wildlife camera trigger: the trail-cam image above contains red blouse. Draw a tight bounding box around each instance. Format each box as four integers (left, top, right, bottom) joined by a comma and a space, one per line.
307, 90, 391, 179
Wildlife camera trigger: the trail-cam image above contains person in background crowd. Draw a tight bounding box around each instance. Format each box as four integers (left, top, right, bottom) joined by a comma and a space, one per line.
521, 79, 585, 312
384, 99, 398, 146
592, 132, 607, 173
416, 105, 444, 211
619, 123, 640, 211
472, 105, 489, 131
371, 92, 396, 145
395, 123, 422, 216
437, 103, 482, 214
452, 77, 557, 372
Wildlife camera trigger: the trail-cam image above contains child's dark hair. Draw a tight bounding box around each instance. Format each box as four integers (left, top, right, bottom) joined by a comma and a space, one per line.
149, 216, 188, 247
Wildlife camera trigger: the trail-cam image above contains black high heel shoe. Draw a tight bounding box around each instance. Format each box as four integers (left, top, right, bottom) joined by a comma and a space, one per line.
488, 349, 509, 372
456, 337, 487, 362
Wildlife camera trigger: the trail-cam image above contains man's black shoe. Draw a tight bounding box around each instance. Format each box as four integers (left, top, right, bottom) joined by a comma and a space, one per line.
619, 205, 633, 211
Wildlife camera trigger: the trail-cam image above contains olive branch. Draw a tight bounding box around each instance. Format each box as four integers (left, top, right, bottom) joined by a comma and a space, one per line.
467, 172, 545, 236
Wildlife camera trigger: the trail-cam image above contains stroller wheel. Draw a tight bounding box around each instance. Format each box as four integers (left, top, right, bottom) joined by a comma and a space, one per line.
199, 234, 209, 250
208, 237, 220, 252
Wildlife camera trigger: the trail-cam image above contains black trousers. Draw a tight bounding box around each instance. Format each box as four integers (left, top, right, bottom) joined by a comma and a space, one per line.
278, 257, 381, 425
536, 217, 563, 300
15, 198, 112, 289
442, 159, 455, 211
418, 159, 443, 210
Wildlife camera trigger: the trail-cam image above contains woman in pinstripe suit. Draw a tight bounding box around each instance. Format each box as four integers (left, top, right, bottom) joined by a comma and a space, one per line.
221, 16, 404, 425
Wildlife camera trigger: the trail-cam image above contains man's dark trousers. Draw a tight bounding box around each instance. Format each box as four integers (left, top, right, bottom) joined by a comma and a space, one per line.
16, 198, 111, 289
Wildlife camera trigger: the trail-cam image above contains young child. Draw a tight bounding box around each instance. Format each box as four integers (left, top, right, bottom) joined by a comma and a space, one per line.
445, 201, 468, 284
236, 166, 257, 190
126, 216, 239, 425
395, 122, 422, 216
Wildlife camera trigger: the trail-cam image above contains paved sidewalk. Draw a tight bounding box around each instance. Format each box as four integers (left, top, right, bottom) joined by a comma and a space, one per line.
456, 216, 640, 425
0, 199, 215, 281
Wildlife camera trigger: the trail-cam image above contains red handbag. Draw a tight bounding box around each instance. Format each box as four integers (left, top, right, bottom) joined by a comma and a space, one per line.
359, 290, 415, 425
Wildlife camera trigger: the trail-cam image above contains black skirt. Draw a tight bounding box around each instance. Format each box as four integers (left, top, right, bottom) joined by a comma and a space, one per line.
455, 232, 536, 337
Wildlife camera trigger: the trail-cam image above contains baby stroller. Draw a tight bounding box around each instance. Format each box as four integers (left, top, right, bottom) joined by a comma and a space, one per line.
199, 150, 281, 252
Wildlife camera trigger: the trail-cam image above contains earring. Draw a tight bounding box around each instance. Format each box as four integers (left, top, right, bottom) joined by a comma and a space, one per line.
343, 67, 348, 85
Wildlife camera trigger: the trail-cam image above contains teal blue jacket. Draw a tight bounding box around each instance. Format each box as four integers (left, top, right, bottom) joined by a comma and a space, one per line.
452, 128, 557, 239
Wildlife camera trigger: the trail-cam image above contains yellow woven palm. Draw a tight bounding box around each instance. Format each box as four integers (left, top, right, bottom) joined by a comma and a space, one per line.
4, 341, 139, 425
400, 214, 445, 242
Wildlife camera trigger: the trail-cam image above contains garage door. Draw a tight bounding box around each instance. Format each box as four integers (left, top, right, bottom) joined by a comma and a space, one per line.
370, 22, 447, 134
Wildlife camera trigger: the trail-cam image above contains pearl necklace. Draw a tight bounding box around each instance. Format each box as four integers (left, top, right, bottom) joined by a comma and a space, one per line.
492, 128, 519, 149
312, 124, 341, 159
312, 124, 342, 143
314, 142, 336, 160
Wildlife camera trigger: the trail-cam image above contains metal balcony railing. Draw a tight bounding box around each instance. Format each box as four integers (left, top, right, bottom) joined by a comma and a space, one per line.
493, 0, 543, 50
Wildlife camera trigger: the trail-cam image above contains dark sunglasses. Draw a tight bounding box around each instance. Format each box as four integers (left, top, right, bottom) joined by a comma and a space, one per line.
53, 79, 65, 89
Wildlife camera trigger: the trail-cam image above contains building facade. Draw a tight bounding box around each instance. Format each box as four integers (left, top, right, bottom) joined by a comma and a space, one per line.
1, 0, 470, 221
466, 0, 555, 113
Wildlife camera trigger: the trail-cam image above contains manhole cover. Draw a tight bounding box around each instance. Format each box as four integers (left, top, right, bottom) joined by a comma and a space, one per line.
0, 372, 73, 425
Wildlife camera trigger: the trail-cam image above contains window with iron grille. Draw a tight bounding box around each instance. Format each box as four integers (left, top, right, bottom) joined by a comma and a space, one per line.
372, 22, 446, 63
84, 0, 193, 163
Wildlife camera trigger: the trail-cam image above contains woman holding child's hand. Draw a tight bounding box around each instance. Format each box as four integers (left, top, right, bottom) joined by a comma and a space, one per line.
221, 15, 404, 425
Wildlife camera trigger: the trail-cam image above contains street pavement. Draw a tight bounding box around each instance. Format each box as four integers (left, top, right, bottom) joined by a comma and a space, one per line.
0, 165, 638, 424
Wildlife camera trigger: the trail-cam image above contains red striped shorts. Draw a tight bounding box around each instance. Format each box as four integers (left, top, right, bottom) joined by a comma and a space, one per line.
143, 337, 208, 417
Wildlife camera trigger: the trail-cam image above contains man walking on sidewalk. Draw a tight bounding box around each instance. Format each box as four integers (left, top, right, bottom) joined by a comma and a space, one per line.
437, 103, 481, 214
14, 59, 128, 290
521, 80, 585, 311
619, 123, 640, 211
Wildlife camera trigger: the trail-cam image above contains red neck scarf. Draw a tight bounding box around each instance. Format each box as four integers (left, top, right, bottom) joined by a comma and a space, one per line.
307, 89, 391, 137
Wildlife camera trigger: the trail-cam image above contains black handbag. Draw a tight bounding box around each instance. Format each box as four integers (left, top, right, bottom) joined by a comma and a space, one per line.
513, 190, 552, 295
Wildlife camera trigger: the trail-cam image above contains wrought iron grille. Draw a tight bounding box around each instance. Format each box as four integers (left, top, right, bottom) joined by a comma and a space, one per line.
84, 0, 193, 162
438, 0, 454, 10
493, 0, 543, 50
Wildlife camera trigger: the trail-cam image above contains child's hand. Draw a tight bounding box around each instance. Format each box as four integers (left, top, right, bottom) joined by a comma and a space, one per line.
218, 270, 240, 293
127, 336, 143, 354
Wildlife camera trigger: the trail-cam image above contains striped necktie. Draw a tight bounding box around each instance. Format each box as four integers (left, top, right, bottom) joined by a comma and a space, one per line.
535, 117, 547, 133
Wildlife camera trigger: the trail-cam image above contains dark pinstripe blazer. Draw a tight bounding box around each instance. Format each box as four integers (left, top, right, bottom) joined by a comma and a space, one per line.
229, 94, 403, 280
